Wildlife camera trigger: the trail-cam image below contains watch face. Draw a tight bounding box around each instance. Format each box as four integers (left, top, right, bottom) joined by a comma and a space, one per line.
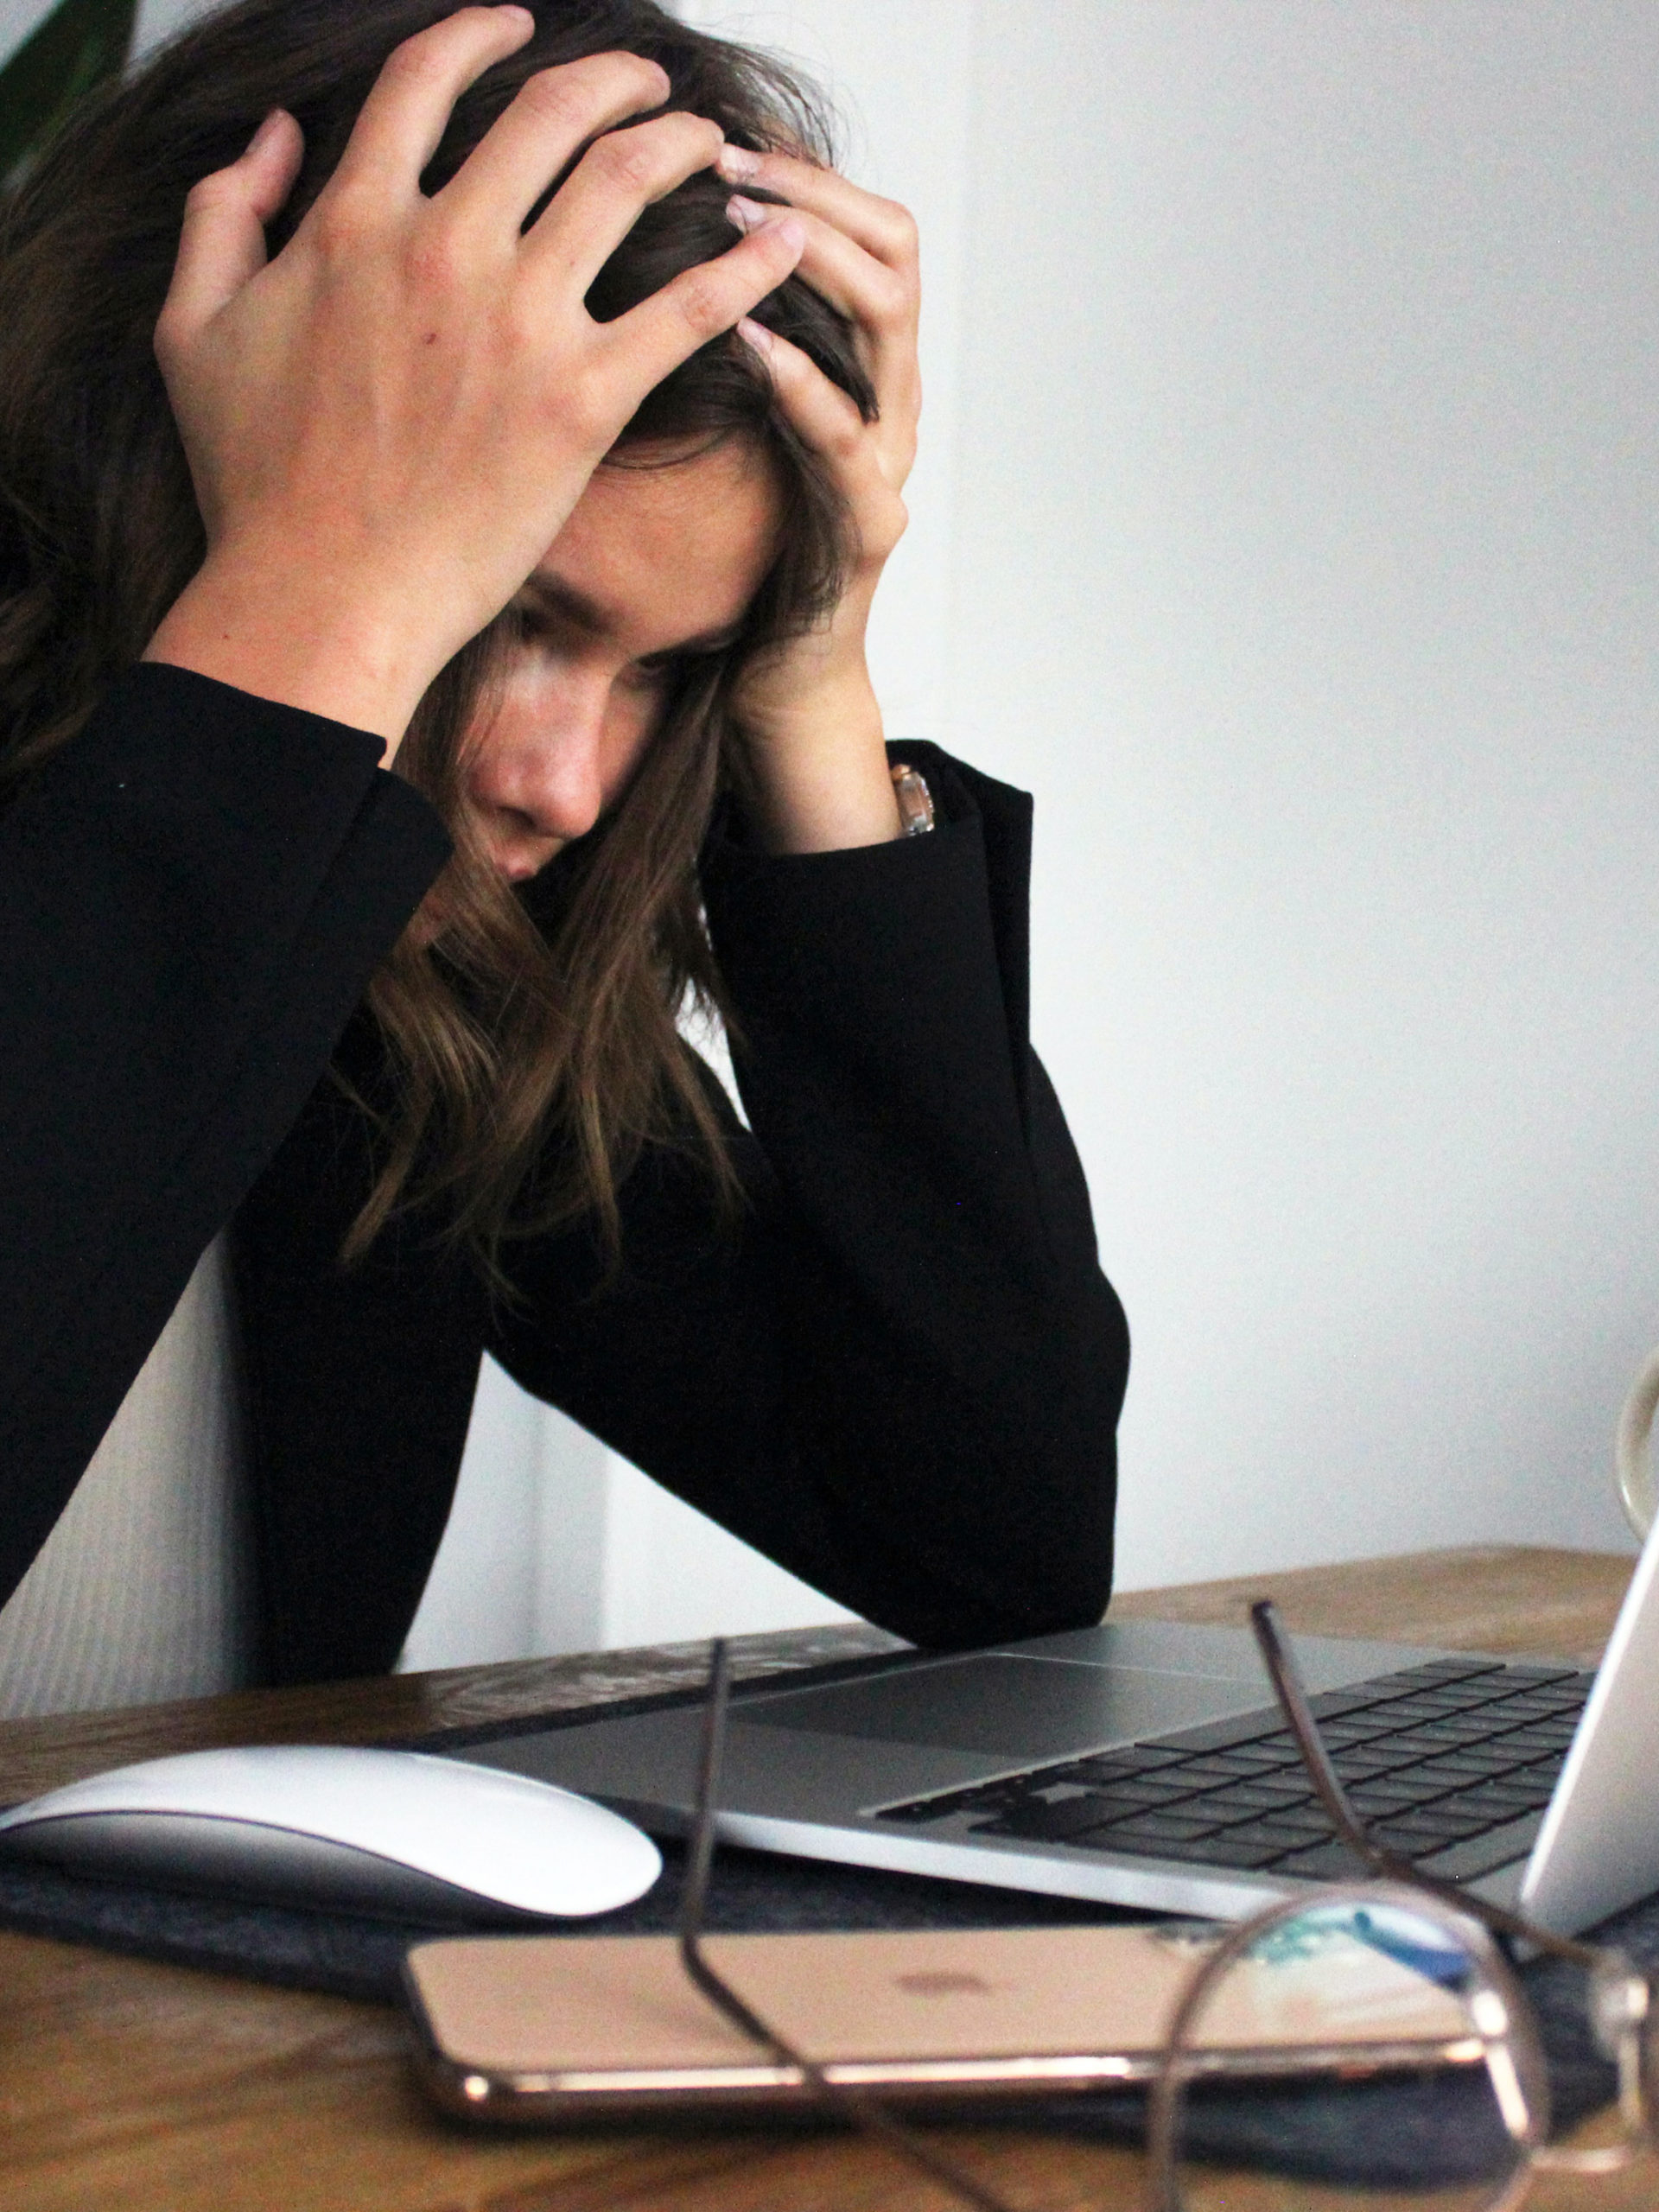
891, 765, 935, 836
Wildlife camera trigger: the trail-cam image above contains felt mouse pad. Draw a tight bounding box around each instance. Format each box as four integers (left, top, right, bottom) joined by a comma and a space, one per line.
0, 1840, 1651, 2184
1, 1672, 1654, 2183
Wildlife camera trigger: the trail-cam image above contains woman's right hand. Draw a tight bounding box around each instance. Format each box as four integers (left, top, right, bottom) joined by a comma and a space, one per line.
143, 4, 804, 754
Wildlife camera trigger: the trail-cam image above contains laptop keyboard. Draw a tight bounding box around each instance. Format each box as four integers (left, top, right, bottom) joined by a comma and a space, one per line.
874, 1656, 1592, 1883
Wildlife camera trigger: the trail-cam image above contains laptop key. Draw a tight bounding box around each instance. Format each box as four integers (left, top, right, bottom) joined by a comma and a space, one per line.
1347, 1773, 1436, 1802
1414, 1753, 1510, 1783
1094, 1810, 1230, 1844
1499, 1700, 1585, 1725
1380, 1662, 1505, 1687
1191, 1783, 1313, 1815
1428, 1742, 1530, 1770
1154, 1711, 1291, 1755
1513, 1758, 1567, 1790
1318, 1724, 1408, 1751
1376, 1699, 1488, 1724
1370, 1810, 1493, 1846
1414, 1815, 1548, 1882
1273, 1840, 1379, 1881
1209, 1815, 1332, 1849
1496, 1729, 1573, 1757
1170, 1835, 1289, 1870
1167, 1758, 1265, 1788
1202, 1748, 1299, 1776
1376, 1728, 1490, 1758
1251, 1817, 1338, 1847
1305, 1689, 1400, 1720
1438, 1782, 1553, 1821
1217, 1745, 1309, 1773
1043, 1789, 1193, 1825
1459, 1731, 1546, 1758
1389, 1770, 1495, 1804
971, 1797, 1133, 1844
1400, 1716, 1502, 1743
1369, 1757, 1489, 1786
1407, 1717, 1510, 1743
1059, 1747, 1192, 1778
1080, 1778, 1202, 1808
1374, 1694, 1489, 1719
1446, 1765, 1554, 1797
1418, 1679, 1538, 1712
1332, 1746, 1414, 1774
1078, 1832, 1287, 1869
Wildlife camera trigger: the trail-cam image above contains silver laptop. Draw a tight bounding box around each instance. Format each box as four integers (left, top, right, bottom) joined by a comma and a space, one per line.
466, 1513, 1659, 1936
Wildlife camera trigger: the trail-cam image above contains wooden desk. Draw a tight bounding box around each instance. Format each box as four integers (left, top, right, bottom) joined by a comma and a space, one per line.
0, 1547, 1648, 2211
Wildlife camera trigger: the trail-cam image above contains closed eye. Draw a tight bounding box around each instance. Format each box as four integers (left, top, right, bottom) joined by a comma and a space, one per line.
621, 641, 736, 694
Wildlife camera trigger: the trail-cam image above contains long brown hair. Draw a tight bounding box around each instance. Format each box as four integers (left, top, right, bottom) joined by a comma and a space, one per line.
0, 0, 874, 1276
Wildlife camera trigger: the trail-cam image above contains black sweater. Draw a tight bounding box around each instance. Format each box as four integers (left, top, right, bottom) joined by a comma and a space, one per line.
1, 664, 1128, 1688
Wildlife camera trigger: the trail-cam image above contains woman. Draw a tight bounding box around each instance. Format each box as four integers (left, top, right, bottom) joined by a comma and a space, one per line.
0, 0, 1128, 1712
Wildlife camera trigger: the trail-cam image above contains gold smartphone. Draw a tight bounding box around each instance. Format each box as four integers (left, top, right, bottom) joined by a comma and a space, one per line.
403, 1920, 1471, 2123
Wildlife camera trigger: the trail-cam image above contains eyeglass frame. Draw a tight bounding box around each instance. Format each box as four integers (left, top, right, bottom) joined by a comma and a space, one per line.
1145, 1599, 1656, 2208
677, 1616, 1659, 2212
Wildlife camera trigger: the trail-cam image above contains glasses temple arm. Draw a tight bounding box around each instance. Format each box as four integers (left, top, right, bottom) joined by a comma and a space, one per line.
677, 1639, 787, 2050
1248, 1599, 1389, 1867
678, 1640, 1021, 2212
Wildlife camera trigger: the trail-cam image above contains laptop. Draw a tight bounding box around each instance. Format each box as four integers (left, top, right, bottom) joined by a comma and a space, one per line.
462, 1511, 1659, 1936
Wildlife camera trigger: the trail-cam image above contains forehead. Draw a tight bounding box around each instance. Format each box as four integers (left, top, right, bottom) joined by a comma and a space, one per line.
535, 436, 783, 646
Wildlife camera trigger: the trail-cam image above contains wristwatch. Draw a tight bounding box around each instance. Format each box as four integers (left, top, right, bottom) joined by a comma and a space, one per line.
889, 761, 936, 837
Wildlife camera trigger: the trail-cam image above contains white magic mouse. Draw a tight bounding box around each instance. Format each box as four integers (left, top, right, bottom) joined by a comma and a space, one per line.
0, 1745, 662, 1922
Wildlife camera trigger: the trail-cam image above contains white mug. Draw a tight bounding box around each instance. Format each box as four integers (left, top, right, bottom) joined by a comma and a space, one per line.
1615, 1345, 1659, 1542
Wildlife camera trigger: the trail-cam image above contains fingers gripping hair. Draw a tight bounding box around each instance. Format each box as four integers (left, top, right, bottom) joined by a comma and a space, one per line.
0, 0, 876, 1265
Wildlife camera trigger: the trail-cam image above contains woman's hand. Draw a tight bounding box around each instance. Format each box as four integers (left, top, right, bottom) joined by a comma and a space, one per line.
715, 144, 922, 853
143, 5, 805, 753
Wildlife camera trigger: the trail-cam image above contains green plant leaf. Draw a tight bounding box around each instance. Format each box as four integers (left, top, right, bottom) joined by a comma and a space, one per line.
0, 0, 137, 187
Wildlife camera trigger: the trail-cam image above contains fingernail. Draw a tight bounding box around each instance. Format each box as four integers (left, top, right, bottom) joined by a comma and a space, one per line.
772, 214, 806, 254
716, 143, 761, 182
247, 108, 285, 152
736, 316, 774, 357
496, 6, 535, 23
724, 193, 768, 236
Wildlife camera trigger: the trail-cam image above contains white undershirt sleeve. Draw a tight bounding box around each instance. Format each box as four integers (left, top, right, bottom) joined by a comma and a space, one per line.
0, 1235, 254, 1719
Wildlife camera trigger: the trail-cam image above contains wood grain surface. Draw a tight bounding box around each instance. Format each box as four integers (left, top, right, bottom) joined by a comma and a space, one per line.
1111, 1542, 1638, 1669
0, 1622, 906, 1809
0, 1547, 1645, 2211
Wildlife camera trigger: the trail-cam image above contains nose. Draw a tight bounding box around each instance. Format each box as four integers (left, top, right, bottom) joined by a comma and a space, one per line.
476, 677, 610, 850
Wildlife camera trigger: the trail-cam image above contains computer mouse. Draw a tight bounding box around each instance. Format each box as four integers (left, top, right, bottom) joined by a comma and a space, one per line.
0, 1745, 663, 1923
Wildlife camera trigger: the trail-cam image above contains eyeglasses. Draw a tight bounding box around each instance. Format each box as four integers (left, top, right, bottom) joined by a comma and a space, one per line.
1147, 1601, 1657, 2209
680, 1620, 1659, 2212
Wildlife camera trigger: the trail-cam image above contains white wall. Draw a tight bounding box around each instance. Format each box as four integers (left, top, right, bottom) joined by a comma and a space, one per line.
104, 0, 1659, 1655
133, 0, 200, 54
942, 0, 1659, 1586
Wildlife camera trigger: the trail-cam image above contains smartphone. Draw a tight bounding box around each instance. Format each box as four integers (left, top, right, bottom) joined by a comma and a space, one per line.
403, 1918, 1472, 2123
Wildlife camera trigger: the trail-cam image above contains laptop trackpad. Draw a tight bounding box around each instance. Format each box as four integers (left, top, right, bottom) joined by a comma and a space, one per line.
736, 1655, 1265, 1761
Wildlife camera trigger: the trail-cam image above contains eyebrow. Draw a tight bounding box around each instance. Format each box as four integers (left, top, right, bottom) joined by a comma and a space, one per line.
514, 573, 746, 659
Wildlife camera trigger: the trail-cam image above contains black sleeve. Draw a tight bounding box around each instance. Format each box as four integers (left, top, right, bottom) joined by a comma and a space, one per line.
0, 665, 451, 1603
487, 744, 1129, 1649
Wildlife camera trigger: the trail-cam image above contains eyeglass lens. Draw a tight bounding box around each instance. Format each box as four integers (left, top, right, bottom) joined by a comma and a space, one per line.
1152, 1888, 1541, 2211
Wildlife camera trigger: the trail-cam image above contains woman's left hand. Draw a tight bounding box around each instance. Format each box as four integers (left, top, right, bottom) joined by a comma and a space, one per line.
715, 145, 921, 853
